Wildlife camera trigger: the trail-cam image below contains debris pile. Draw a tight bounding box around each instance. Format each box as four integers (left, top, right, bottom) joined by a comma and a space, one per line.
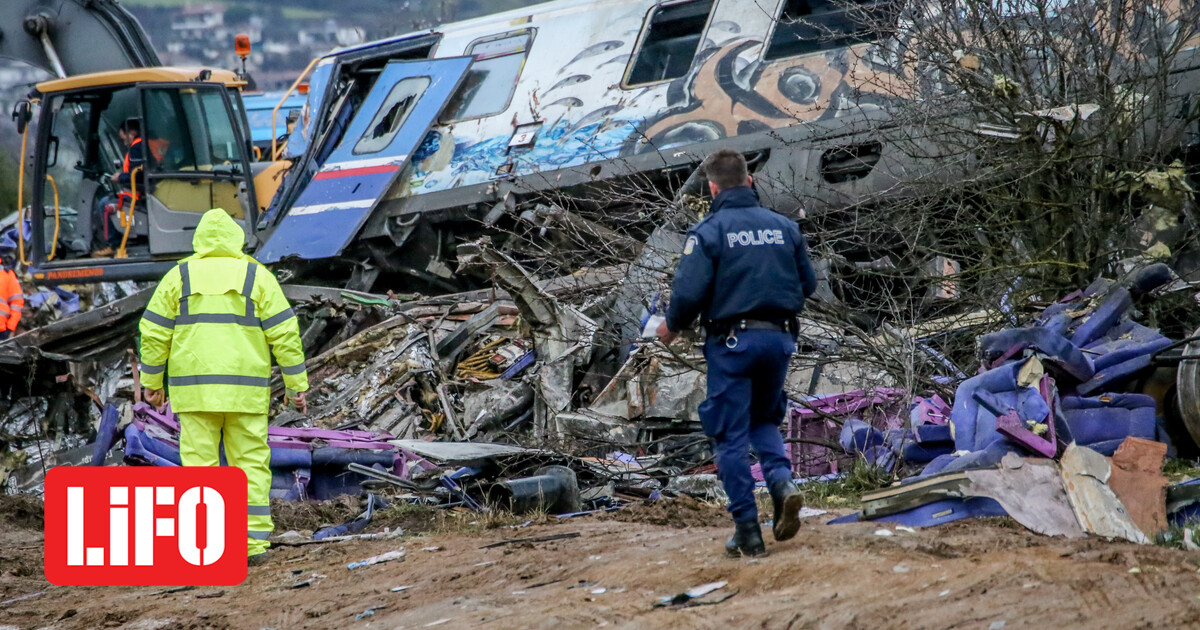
8, 225, 1200, 553
830, 263, 1200, 541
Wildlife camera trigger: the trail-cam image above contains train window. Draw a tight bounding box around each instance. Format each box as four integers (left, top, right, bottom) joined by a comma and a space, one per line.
764, 0, 889, 60
444, 32, 533, 122
353, 76, 432, 154
625, 0, 714, 86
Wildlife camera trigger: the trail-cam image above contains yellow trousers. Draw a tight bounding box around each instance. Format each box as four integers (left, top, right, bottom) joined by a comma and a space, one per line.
178, 411, 274, 556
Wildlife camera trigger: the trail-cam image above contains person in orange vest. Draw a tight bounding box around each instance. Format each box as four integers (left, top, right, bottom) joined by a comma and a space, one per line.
92, 119, 148, 256
0, 254, 24, 340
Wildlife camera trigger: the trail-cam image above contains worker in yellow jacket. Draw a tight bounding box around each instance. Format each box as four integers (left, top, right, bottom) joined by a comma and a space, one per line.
138, 209, 308, 565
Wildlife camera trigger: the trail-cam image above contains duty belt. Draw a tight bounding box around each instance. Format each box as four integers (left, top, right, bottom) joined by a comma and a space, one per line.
709, 318, 795, 349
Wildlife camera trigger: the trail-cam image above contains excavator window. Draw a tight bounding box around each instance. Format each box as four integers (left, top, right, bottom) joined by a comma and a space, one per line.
625, 0, 715, 86
764, 0, 892, 60
36, 87, 139, 259
140, 86, 251, 223
142, 87, 245, 175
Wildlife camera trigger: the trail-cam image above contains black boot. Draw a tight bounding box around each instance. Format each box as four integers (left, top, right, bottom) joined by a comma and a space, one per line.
769, 480, 804, 542
725, 521, 767, 557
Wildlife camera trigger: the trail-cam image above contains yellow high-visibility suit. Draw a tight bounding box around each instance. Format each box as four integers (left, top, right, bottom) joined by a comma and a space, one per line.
138, 209, 308, 557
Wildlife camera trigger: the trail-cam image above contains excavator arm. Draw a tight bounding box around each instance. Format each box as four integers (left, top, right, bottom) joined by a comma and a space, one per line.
0, 0, 159, 78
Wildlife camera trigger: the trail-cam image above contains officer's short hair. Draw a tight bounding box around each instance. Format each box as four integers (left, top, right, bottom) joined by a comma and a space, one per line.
120, 118, 141, 136
703, 149, 749, 191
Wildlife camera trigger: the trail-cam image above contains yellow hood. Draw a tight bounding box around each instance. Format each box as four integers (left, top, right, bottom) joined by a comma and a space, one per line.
191, 209, 246, 259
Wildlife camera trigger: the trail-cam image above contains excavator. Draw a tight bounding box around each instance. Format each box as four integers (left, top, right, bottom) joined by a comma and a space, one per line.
0, 0, 299, 284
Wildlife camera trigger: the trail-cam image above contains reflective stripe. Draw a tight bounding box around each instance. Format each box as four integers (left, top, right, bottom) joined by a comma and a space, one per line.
242, 262, 257, 319
247, 505, 271, 516
174, 262, 262, 327
140, 362, 166, 375
261, 308, 295, 329
179, 263, 191, 316
168, 375, 270, 387
176, 313, 261, 326
141, 309, 176, 329
280, 361, 306, 376
7, 293, 22, 302
248, 530, 271, 540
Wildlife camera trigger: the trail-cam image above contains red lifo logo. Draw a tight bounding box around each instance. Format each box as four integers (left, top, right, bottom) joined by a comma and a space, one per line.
44, 467, 248, 586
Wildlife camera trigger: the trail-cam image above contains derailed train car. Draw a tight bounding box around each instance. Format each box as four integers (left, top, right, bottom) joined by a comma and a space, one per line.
259, 0, 1200, 290
257, 0, 926, 288
6, 0, 1200, 290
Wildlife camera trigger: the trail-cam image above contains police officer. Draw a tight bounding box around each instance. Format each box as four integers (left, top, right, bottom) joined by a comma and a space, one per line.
657, 149, 817, 557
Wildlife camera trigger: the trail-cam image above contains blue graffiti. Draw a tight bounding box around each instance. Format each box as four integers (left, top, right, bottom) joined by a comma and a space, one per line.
416, 116, 643, 191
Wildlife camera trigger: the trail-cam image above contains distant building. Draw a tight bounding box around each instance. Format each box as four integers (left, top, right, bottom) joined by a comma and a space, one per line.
171, 3, 227, 41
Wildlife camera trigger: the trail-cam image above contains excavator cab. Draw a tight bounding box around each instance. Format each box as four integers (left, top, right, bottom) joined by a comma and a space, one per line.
21, 68, 260, 283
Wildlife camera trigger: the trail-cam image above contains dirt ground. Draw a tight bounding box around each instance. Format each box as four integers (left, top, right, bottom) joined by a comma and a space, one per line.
4, 494, 1200, 630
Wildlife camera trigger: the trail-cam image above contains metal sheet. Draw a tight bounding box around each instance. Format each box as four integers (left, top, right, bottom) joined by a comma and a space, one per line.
388, 439, 535, 462
962, 454, 1084, 538
0, 286, 153, 365
1176, 325, 1200, 447
257, 57, 472, 262
1060, 443, 1149, 544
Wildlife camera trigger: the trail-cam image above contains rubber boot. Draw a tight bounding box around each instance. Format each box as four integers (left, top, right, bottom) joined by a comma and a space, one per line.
248, 550, 273, 567
725, 521, 767, 557
770, 479, 804, 542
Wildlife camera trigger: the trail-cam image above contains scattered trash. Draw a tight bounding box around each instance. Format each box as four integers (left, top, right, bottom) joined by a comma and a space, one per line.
1061, 444, 1150, 544
150, 586, 196, 596
487, 466, 582, 515
798, 507, 828, 519
591, 587, 607, 594
0, 592, 43, 607
874, 529, 894, 537
1109, 438, 1169, 536
195, 591, 225, 599
479, 532, 581, 549
424, 619, 453, 627
391, 586, 413, 593
655, 581, 736, 608
892, 564, 910, 574
356, 605, 387, 620
348, 549, 406, 570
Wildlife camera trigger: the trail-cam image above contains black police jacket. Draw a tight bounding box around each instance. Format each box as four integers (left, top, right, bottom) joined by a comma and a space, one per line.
665, 186, 817, 332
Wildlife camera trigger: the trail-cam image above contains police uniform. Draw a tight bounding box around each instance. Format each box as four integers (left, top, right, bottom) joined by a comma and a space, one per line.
666, 185, 817, 529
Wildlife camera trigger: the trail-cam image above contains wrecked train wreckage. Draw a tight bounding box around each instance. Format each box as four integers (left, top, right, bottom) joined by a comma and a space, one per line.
9, 1, 1200, 551
0, 245, 678, 510
19, 0, 1200, 296
12, 211, 1200, 554
7, 0, 946, 288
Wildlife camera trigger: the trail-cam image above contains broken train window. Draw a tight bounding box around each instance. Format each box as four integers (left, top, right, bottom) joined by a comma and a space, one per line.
443, 31, 533, 122
764, 0, 892, 61
625, 0, 715, 86
353, 76, 432, 155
